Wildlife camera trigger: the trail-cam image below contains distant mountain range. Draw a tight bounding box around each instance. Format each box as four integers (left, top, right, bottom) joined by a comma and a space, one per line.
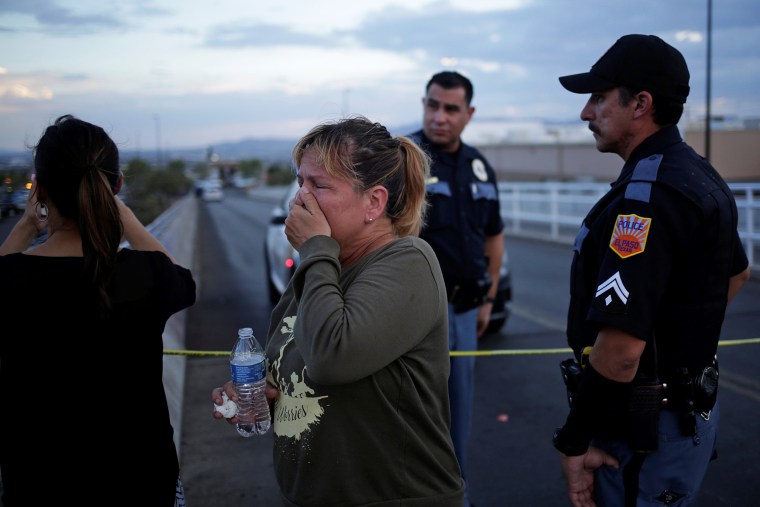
0, 118, 592, 169
168, 137, 299, 164
0, 122, 424, 169
0, 137, 300, 168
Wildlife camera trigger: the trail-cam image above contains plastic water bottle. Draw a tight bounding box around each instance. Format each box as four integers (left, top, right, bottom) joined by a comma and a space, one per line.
230, 327, 271, 437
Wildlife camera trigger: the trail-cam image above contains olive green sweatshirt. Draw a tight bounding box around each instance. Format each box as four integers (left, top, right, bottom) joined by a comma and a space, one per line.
266, 235, 465, 506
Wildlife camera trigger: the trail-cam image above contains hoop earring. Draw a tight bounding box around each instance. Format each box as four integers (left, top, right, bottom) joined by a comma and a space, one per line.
35, 202, 49, 222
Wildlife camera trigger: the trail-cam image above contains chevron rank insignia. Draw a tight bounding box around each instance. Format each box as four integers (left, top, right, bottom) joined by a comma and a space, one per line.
594, 271, 629, 312
610, 213, 651, 258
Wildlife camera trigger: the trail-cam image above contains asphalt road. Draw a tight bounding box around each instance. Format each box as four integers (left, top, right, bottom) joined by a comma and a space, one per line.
177, 188, 760, 507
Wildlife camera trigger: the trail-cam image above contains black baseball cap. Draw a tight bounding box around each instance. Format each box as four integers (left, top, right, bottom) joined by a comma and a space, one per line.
559, 34, 690, 103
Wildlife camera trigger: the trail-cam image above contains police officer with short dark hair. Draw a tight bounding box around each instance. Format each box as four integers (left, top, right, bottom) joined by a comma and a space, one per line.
410, 70, 505, 507
552, 34, 751, 506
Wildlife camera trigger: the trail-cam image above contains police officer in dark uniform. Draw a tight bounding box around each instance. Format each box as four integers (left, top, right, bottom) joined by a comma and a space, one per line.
551, 34, 751, 506
410, 70, 504, 507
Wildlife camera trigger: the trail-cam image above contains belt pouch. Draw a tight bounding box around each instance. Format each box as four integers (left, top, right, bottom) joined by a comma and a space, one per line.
628, 381, 663, 453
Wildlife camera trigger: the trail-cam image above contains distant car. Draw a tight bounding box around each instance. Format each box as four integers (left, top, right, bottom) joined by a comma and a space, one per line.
200, 181, 224, 202
0, 191, 14, 218
11, 188, 30, 214
263, 180, 512, 334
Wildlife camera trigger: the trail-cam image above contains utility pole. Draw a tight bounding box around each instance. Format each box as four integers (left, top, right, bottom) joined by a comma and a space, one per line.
705, 0, 713, 162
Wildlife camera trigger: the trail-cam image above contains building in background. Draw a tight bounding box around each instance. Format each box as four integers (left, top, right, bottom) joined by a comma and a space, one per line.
468, 118, 760, 183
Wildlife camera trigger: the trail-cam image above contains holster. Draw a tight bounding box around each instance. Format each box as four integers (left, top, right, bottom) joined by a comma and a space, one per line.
559, 358, 583, 408
694, 363, 719, 414
448, 275, 492, 313
663, 359, 719, 436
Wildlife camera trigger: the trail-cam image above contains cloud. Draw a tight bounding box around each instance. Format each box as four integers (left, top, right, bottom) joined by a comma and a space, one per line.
0, 0, 758, 152
0, 0, 125, 32
204, 23, 334, 49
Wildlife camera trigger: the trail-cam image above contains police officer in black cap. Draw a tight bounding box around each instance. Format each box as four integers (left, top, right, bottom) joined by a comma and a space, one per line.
552, 34, 751, 506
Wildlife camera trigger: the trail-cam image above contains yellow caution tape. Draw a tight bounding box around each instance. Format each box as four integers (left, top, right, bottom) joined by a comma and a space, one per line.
449, 348, 572, 357
163, 349, 228, 357
715, 337, 760, 346
164, 337, 760, 358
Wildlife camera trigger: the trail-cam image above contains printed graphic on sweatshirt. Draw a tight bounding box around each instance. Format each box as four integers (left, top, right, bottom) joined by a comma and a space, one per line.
270, 315, 326, 441
609, 213, 651, 259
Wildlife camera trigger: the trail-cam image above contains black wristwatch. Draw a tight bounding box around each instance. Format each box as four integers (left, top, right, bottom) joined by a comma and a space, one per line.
483, 296, 496, 305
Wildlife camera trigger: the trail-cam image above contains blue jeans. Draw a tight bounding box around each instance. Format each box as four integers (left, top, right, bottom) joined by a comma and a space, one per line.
447, 304, 477, 503
594, 401, 720, 506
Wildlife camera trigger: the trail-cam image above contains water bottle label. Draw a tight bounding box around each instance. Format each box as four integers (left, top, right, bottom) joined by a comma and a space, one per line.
231, 356, 266, 383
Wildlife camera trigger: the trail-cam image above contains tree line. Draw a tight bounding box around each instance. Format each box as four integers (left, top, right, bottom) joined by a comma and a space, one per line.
1, 155, 296, 226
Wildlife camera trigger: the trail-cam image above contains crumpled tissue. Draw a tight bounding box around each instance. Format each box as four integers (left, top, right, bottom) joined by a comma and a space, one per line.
214, 392, 238, 418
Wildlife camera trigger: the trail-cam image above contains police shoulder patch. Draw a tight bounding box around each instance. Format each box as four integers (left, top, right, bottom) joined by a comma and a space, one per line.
609, 213, 651, 259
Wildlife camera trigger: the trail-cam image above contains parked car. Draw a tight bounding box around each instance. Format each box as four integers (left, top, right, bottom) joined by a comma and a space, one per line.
264, 182, 300, 306
263, 181, 512, 334
487, 248, 512, 335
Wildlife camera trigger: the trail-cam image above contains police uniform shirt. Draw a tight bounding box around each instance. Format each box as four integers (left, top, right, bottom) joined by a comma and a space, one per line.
568, 125, 748, 374
411, 130, 504, 294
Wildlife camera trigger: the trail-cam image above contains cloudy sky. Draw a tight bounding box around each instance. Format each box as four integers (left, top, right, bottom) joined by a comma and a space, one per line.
1, 0, 759, 153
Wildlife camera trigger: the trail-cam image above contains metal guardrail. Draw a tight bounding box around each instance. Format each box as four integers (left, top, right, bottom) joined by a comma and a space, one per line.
140, 184, 760, 272
119, 196, 185, 251
499, 181, 760, 272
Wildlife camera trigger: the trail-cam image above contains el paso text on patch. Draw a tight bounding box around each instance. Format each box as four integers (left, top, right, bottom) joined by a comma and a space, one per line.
609, 213, 651, 258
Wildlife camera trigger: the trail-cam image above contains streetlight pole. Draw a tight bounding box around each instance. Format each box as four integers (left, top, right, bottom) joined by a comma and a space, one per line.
153, 114, 162, 169
342, 88, 350, 117
547, 128, 563, 181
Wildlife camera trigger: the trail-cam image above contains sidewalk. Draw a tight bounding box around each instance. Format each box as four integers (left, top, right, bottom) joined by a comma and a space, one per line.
180, 356, 280, 505
178, 185, 286, 505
